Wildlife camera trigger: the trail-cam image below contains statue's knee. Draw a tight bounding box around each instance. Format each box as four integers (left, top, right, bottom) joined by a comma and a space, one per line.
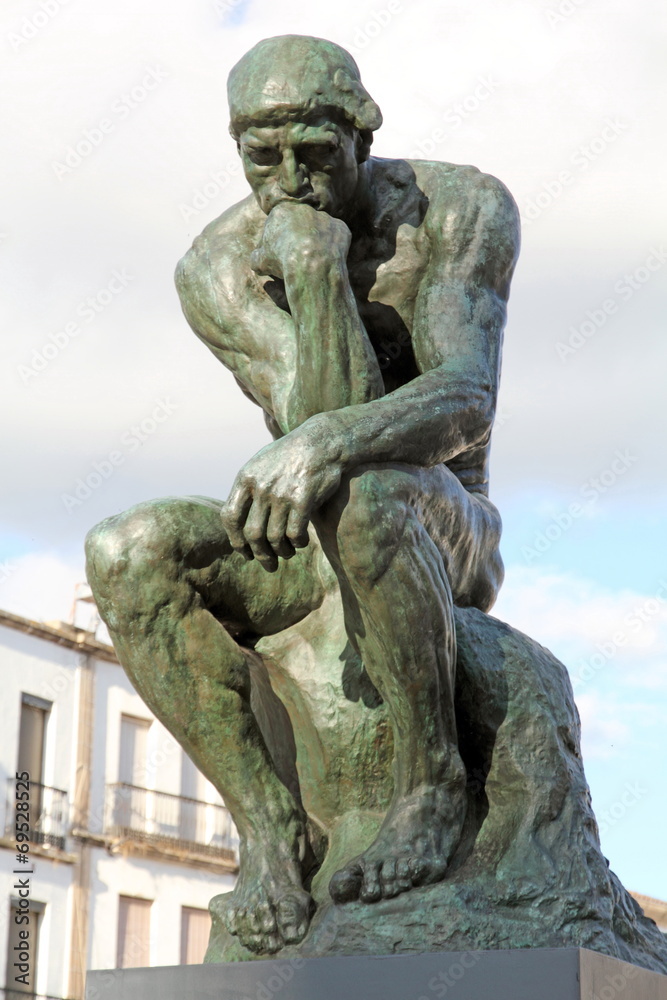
85, 501, 179, 608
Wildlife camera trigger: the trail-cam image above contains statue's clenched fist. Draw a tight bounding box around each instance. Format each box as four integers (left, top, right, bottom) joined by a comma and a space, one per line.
250, 201, 352, 281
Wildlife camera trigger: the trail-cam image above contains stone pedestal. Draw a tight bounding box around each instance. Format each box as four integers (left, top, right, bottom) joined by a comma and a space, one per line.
86, 947, 667, 1000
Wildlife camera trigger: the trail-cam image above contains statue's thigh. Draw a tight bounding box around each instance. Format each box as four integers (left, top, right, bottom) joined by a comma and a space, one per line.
331, 465, 503, 612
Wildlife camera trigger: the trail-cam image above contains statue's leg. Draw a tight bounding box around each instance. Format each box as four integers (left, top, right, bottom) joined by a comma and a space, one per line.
85, 495, 325, 953
315, 464, 503, 904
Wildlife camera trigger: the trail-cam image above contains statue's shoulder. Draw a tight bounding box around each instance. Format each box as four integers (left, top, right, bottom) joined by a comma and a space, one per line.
175, 195, 260, 313
406, 159, 519, 234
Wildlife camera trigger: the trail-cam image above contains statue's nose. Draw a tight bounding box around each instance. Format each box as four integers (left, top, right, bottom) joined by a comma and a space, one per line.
278, 151, 308, 196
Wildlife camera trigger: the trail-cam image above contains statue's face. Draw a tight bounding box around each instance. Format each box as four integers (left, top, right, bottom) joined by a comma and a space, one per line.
238, 118, 360, 218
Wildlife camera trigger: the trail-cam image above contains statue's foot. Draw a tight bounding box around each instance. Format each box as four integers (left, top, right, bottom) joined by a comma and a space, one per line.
329, 784, 465, 904
223, 848, 314, 954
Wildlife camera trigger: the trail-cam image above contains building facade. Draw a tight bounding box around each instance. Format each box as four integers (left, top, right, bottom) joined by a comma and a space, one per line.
630, 894, 667, 935
0, 609, 237, 999
1, 606, 664, 999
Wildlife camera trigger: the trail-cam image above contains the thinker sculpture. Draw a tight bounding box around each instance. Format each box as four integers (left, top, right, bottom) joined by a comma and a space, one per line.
86, 36, 667, 972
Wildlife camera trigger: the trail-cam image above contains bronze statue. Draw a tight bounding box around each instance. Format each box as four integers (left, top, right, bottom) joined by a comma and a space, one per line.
86, 36, 667, 972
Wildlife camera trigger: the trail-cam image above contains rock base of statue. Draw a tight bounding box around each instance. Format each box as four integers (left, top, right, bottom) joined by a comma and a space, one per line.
86, 948, 667, 1000
203, 592, 667, 973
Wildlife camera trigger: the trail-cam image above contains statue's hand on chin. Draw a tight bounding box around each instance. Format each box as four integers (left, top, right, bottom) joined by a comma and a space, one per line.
251, 200, 351, 282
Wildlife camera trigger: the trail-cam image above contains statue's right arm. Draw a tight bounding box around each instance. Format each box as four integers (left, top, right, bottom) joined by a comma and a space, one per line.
175, 231, 298, 422
176, 210, 384, 435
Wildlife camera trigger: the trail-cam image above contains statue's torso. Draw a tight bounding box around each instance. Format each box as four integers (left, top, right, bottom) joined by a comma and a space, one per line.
182, 157, 497, 493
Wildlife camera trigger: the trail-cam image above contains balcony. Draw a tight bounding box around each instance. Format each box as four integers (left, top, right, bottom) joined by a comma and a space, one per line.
4, 780, 69, 852
104, 783, 238, 864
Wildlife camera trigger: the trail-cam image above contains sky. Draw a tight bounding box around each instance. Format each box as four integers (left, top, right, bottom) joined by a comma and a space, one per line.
2, 0, 666, 900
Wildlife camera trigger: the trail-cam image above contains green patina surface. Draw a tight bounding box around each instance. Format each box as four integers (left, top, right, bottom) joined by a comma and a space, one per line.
85, 35, 667, 973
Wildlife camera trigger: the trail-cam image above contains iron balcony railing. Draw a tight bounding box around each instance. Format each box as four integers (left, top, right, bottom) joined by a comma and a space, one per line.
4, 779, 69, 851
104, 782, 238, 862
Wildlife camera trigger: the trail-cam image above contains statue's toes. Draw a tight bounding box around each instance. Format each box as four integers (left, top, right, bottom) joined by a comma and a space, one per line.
329, 862, 363, 903
243, 932, 266, 954
329, 851, 449, 907
408, 855, 434, 886
379, 859, 401, 898
359, 860, 383, 903
395, 858, 414, 893
416, 854, 448, 887
223, 902, 245, 937
256, 900, 278, 936
230, 903, 260, 949
276, 890, 313, 944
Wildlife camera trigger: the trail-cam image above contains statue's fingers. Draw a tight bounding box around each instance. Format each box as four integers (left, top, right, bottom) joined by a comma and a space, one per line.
266, 502, 296, 560
243, 498, 279, 572
285, 505, 310, 549
221, 485, 253, 558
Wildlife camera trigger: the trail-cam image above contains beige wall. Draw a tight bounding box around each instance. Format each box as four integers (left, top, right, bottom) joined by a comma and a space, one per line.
630, 892, 667, 932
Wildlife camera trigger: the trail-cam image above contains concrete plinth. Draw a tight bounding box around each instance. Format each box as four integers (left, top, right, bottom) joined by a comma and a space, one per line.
86, 947, 667, 1000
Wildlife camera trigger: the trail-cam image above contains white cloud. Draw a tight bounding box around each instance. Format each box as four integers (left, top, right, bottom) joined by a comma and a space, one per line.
575, 691, 632, 760
3, 0, 666, 548
494, 566, 667, 671
492, 564, 667, 759
0, 552, 87, 626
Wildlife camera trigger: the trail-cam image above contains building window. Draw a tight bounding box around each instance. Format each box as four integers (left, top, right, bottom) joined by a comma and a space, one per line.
179, 752, 207, 843
116, 895, 151, 968
180, 906, 211, 965
17, 693, 50, 782
113, 715, 152, 832
16, 694, 53, 845
119, 715, 151, 786
5, 897, 44, 996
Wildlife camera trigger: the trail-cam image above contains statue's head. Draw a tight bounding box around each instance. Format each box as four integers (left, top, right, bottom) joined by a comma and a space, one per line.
228, 35, 382, 217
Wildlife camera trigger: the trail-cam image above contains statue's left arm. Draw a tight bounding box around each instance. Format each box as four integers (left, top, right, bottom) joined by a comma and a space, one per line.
323, 171, 521, 471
